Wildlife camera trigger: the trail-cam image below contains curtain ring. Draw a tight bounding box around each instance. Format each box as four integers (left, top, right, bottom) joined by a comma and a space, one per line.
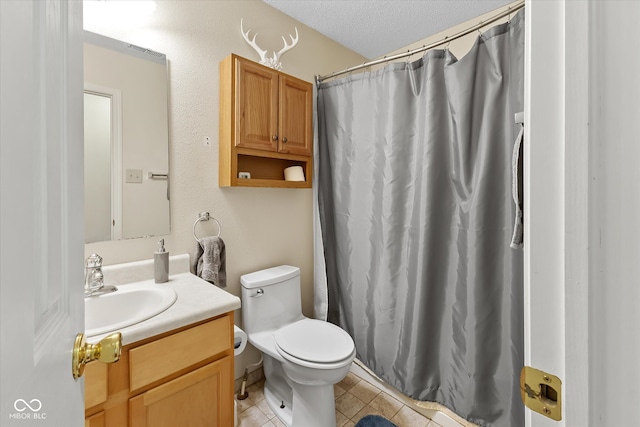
442, 36, 450, 51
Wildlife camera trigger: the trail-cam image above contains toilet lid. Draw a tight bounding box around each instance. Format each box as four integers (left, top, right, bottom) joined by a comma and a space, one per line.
274, 319, 354, 364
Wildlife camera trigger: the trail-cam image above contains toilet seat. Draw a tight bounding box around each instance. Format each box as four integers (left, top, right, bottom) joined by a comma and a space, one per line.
274, 319, 355, 366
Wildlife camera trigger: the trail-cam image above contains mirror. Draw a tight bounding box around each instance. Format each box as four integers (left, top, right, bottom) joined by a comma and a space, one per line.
83, 31, 170, 243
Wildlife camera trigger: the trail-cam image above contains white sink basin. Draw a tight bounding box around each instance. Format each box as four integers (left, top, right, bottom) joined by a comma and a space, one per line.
85, 283, 177, 337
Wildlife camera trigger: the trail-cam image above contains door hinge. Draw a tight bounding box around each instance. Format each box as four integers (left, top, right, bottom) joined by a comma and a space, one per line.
520, 366, 562, 421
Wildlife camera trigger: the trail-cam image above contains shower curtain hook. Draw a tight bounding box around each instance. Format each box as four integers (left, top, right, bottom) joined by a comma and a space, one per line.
477, 26, 484, 41
363, 65, 372, 86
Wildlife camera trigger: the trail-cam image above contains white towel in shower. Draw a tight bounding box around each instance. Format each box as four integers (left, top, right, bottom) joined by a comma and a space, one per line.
191, 236, 226, 287
510, 124, 524, 249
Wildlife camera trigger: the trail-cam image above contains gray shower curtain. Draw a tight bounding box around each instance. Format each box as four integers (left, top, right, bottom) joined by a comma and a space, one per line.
317, 11, 524, 427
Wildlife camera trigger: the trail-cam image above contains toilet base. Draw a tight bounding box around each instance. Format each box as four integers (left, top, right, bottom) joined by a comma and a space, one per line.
265, 382, 338, 427
291, 382, 337, 427
264, 383, 293, 427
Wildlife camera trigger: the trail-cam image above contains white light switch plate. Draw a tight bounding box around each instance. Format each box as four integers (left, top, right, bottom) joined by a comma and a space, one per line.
126, 169, 143, 183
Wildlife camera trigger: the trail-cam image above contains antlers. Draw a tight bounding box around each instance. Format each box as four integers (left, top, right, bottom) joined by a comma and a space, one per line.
240, 19, 299, 70
240, 18, 268, 64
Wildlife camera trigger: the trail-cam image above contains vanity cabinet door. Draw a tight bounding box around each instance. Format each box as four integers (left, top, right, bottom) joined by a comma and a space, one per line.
85, 361, 108, 409
85, 411, 105, 427
129, 356, 233, 427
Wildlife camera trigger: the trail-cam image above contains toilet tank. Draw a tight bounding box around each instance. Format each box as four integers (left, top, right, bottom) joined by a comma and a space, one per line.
241, 265, 302, 335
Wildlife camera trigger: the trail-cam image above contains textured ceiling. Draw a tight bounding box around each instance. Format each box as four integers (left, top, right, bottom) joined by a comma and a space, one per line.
263, 0, 514, 59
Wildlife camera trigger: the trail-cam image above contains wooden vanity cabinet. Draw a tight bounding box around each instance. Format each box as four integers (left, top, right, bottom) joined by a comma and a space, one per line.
84, 362, 108, 427
129, 357, 231, 427
85, 313, 234, 427
219, 54, 313, 188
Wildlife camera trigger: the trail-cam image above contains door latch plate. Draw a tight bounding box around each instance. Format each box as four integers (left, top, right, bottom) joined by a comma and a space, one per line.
520, 366, 562, 421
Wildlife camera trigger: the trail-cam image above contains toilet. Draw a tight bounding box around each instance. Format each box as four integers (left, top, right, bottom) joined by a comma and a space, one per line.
241, 265, 356, 427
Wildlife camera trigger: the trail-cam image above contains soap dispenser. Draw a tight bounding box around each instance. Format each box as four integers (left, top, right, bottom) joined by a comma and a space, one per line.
154, 239, 169, 283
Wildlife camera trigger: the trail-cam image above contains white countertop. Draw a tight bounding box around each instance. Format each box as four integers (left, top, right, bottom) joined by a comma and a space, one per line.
87, 255, 241, 345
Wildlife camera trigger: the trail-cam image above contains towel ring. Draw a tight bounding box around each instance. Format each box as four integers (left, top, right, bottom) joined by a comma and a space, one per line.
193, 211, 221, 243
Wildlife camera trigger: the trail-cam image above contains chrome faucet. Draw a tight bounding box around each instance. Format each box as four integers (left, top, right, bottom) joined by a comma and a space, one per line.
84, 254, 117, 297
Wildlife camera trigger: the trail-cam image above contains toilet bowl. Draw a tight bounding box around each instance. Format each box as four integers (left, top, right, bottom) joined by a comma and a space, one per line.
275, 319, 356, 385
241, 266, 356, 427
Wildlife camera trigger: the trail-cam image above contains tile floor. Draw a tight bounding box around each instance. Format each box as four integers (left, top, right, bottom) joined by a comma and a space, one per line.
236, 371, 444, 427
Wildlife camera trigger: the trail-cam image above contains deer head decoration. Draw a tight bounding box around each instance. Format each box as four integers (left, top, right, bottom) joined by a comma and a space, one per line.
240, 19, 299, 71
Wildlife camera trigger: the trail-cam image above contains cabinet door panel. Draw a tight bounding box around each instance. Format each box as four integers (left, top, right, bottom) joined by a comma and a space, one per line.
129, 357, 233, 427
85, 361, 108, 408
278, 75, 312, 156
85, 411, 105, 427
237, 59, 278, 151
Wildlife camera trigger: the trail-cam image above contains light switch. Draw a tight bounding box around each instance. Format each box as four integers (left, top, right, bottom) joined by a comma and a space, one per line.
126, 169, 143, 183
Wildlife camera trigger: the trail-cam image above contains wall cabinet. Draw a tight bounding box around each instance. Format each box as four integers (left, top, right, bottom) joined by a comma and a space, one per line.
85, 314, 234, 427
219, 54, 313, 188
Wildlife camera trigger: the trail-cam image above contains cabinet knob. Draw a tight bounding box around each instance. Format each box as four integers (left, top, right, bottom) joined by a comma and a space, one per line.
272, 135, 278, 141
282, 137, 288, 143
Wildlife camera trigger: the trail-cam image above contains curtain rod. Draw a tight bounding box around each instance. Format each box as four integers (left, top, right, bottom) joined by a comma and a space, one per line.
316, 0, 525, 83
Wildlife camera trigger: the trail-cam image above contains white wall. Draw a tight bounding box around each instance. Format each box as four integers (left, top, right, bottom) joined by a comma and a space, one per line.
83, 0, 365, 380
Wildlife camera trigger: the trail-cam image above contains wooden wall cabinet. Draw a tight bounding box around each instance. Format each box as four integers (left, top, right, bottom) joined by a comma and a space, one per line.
85, 314, 234, 427
219, 54, 313, 188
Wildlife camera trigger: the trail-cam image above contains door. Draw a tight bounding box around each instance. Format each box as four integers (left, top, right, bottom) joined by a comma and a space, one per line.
83, 85, 123, 243
236, 58, 279, 152
0, 1, 85, 425
278, 74, 312, 156
525, 1, 640, 426
524, 2, 570, 425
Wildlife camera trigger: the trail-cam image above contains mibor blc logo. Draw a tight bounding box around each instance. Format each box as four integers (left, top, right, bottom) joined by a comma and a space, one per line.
9, 399, 46, 420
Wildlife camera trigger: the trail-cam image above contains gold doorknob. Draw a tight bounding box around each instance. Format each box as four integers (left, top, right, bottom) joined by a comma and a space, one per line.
72, 332, 122, 379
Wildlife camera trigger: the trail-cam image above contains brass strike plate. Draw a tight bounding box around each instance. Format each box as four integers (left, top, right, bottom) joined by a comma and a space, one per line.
520, 366, 562, 421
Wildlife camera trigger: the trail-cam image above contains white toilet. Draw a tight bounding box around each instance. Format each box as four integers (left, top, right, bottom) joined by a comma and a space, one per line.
241, 265, 356, 427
